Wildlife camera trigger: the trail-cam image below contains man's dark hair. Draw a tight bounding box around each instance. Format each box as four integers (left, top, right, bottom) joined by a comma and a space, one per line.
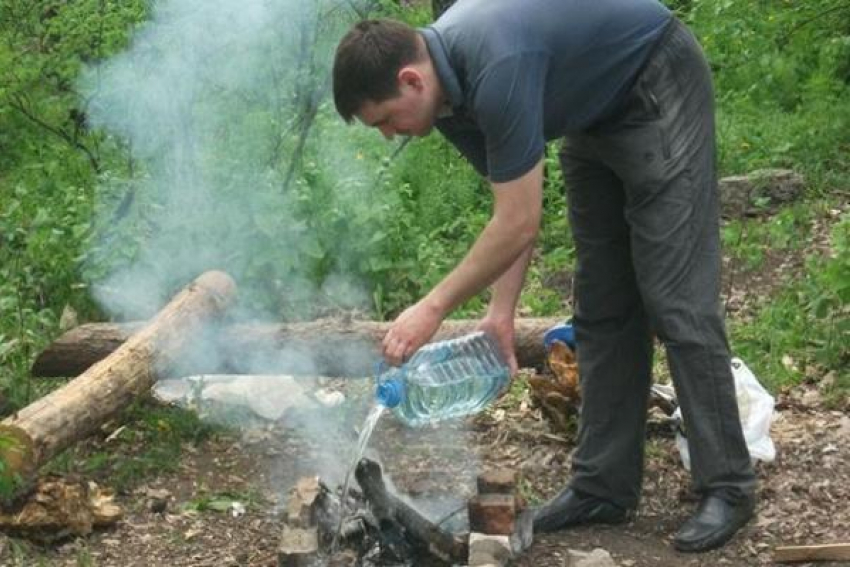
333, 19, 423, 123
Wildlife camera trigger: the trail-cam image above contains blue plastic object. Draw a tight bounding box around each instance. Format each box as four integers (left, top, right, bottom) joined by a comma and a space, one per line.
375, 377, 404, 408
544, 321, 576, 350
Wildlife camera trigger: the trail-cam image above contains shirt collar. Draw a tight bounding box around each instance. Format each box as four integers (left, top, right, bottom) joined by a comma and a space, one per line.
419, 26, 464, 113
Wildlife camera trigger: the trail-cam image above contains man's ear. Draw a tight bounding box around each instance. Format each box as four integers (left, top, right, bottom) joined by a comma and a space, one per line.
397, 66, 425, 92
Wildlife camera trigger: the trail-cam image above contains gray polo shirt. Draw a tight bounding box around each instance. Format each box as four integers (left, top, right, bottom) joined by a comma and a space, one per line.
420, 0, 671, 183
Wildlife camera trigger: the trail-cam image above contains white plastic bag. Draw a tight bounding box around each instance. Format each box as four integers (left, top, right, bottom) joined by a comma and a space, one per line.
675, 357, 776, 470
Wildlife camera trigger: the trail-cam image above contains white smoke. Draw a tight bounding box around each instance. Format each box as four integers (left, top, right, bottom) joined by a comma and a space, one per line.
80, 0, 378, 322
77, 0, 389, 484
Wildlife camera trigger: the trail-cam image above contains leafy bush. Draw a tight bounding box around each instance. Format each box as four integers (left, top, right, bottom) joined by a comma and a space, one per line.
0, 1, 149, 407
682, 0, 850, 186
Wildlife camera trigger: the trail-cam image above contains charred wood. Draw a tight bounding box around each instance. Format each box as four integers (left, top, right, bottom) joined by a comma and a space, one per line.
354, 458, 468, 564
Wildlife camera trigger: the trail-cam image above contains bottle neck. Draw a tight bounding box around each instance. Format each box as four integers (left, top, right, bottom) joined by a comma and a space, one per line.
375, 378, 404, 408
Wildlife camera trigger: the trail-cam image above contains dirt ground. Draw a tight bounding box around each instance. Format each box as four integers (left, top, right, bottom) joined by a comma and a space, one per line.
1, 377, 847, 567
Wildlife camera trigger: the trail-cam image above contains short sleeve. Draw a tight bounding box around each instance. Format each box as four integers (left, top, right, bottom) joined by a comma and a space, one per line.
472, 52, 548, 183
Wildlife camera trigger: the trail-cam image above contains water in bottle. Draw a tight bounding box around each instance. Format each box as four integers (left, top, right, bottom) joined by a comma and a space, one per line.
374, 332, 510, 426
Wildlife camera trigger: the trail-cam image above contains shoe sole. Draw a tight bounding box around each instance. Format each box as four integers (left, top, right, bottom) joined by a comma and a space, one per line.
673, 518, 750, 553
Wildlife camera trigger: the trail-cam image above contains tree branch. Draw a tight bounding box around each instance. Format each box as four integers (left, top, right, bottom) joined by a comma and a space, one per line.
9, 94, 101, 173
779, 2, 850, 45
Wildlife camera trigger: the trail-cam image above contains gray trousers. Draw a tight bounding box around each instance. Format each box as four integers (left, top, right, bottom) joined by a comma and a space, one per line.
561, 19, 756, 509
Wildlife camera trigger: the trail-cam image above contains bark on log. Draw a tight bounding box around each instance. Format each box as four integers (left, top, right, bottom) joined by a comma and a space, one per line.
1, 271, 236, 482
355, 458, 468, 563
31, 322, 145, 378
32, 317, 563, 378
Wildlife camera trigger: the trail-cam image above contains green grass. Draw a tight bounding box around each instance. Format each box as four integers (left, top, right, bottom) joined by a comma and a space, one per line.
722, 204, 817, 270
182, 487, 264, 514
5, 538, 52, 567
517, 474, 544, 506
40, 401, 223, 495
500, 371, 533, 408
729, 206, 849, 394
3, 535, 97, 566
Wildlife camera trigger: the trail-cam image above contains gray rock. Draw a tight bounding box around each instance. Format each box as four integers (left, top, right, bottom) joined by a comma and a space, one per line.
468, 533, 513, 566
566, 548, 618, 567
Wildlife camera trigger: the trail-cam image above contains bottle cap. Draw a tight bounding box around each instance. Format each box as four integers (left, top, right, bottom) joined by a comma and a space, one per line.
544, 321, 575, 351
375, 378, 404, 408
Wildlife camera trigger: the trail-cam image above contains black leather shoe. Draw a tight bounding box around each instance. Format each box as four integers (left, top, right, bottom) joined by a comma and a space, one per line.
673, 494, 755, 552
532, 487, 630, 533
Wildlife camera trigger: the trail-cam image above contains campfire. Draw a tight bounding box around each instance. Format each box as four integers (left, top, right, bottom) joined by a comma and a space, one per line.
279, 460, 531, 566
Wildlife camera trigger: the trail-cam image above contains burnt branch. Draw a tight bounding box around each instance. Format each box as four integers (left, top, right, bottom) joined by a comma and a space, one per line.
355, 458, 468, 563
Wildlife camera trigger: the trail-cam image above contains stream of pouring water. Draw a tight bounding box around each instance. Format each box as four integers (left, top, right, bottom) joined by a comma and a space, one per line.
331, 402, 386, 553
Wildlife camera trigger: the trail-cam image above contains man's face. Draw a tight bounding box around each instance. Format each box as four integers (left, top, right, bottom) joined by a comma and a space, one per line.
356, 69, 437, 140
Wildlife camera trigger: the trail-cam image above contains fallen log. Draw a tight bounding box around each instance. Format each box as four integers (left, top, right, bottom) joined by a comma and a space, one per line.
32, 317, 562, 378
355, 458, 468, 563
31, 322, 145, 378
0, 271, 236, 483
719, 168, 805, 218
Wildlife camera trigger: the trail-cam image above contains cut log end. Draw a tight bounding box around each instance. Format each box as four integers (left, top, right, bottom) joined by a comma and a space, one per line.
0, 425, 37, 483
193, 270, 237, 305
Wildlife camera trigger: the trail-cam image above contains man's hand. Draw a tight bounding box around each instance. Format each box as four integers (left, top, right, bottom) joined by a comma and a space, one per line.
382, 298, 445, 366
477, 315, 518, 376
382, 160, 542, 368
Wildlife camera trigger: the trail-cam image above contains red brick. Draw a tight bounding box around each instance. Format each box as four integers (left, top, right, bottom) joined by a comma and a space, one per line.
468, 493, 517, 535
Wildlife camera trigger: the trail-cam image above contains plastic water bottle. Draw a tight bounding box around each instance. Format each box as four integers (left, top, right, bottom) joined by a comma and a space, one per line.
374, 332, 510, 426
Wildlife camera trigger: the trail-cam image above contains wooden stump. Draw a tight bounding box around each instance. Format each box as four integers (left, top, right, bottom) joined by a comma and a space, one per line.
0, 271, 236, 483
